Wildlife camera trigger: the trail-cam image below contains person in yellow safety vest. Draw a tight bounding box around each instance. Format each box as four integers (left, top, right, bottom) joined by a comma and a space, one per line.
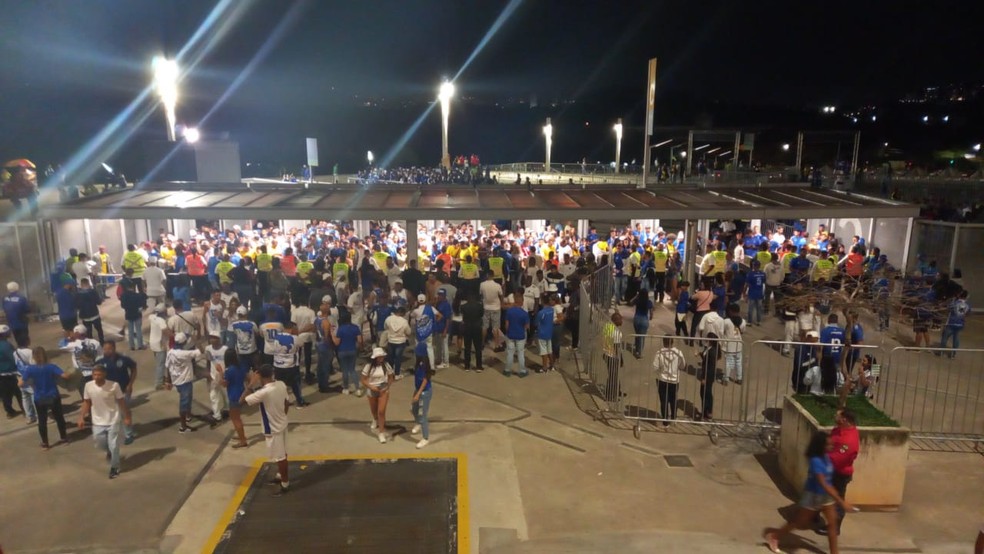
700, 245, 726, 278
602, 311, 624, 402
755, 243, 772, 268
487, 252, 505, 281
372, 248, 390, 272
296, 257, 315, 284
121, 244, 147, 279
458, 256, 480, 280
256, 246, 273, 273
780, 246, 796, 276
97, 245, 113, 274
215, 254, 235, 285
332, 258, 349, 283
811, 250, 836, 282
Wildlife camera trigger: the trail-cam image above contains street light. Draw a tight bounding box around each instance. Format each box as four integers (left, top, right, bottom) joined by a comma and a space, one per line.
613, 119, 623, 174
367, 150, 374, 165
974, 143, 982, 152
152, 56, 179, 142
543, 117, 553, 173
782, 143, 790, 151
680, 150, 687, 158
438, 81, 454, 169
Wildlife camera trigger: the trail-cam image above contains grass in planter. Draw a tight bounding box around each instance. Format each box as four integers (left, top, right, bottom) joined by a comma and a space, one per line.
793, 394, 900, 428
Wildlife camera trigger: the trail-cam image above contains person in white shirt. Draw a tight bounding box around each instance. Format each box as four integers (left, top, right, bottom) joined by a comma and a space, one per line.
243, 365, 291, 496
148, 304, 170, 388
61, 325, 102, 400
231, 306, 259, 368
201, 291, 228, 340
78, 365, 130, 479
360, 347, 395, 443
205, 334, 229, 421
384, 306, 413, 377
270, 323, 308, 407
763, 253, 784, 316
290, 302, 317, 383
721, 305, 747, 385
143, 259, 168, 310
167, 300, 200, 346
652, 337, 684, 423
558, 254, 577, 279
346, 288, 365, 330
478, 272, 504, 350
698, 310, 725, 343
259, 317, 285, 365
164, 332, 204, 433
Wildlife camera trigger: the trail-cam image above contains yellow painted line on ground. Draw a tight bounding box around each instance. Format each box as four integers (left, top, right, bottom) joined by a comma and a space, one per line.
201, 458, 264, 554
200, 453, 470, 554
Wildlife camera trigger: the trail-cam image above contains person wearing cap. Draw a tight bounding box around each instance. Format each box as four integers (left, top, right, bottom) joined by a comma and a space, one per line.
433, 289, 453, 369
792, 330, 820, 394
232, 305, 260, 370
78, 364, 131, 479
61, 325, 102, 400
143, 257, 168, 310
164, 332, 205, 433
361, 347, 395, 443
0, 325, 26, 418
97, 341, 139, 444
149, 303, 170, 388
205, 333, 230, 420
3, 281, 31, 345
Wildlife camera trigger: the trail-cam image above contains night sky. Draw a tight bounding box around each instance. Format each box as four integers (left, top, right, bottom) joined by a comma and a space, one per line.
1, 0, 981, 174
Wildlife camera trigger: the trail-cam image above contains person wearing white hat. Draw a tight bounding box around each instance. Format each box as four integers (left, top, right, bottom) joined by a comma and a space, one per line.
143, 257, 168, 310
360, 347, 395, 443
231, 305, 259, 371
411, 294, 438, 372
60, 325, 102, 400
164, 332, 204, 433
149, 303, 170, 389
3, 282, 31, 346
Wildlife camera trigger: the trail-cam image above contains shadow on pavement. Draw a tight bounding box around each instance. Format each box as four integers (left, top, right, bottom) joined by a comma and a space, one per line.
124, 446, 177, 472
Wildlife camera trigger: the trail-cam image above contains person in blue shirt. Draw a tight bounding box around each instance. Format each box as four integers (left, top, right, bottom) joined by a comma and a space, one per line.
940, 290, 970, 358
433, 289, 453, 369
97, 340, 139, 443
612, 247, 628, 305
207, 253, 221, 292
54, 280, 78, 334
503, 297, 530, 377
711, 275, 727, 317
819, 314, 846, 394
675, 281, 691, 343
764, 431, 853, 554
846, 313, 864, 373
0, 326, 26, 418
331, 312, 364, 395
745, 261, 766, 325
18, 347, 70, 448
535, 301, 556, 372
410, 356, 434, 449
172, 270, 191, 309
3, 282, 31, 345
222, 349, 249, 448
727, 266, 746, 307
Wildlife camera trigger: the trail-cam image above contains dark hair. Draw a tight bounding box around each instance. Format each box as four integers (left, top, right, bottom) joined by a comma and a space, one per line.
339, 312, 352, 325
805, 431, 829, 459
417, 355, 435, 379
838, 408, 857, 426
257, 364, 274, 379
224, 348, 240, 368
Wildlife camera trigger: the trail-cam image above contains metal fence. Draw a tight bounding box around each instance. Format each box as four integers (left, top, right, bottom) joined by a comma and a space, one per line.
577, 266, 984, 451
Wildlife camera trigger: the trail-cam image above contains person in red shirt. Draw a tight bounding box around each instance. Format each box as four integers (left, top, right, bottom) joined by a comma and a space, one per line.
185, 248, 207, 305
819, 407, 860, 536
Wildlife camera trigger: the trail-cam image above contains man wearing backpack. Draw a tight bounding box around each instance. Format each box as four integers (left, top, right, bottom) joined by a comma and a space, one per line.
940, 290, 970, 358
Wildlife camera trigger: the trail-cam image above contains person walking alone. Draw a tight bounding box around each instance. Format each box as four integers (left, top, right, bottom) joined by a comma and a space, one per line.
461, 294, 484, 372
816, 408, 860, 537
78, 365, 131, 479
410, 355, 434, 449
361, 347, 395, 443
243, 364, 291, 496
652, 337, 683, 424
19, 347, 70, 449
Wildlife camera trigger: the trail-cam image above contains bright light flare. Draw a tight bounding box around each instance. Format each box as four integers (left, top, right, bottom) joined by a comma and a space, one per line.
439, 81, 455, 104
680, 151, 687, 158
367, 150, 374, 163
542, 122, 553, 139
183, 127, 200, 143
153, 56, 180, 141
782, 144, 790, 151
974, 143, 981, 152
613, 122, 623, 141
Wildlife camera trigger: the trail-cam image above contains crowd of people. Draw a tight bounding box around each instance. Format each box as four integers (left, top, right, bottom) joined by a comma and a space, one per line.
0, 216, 972, 493
356, 164, 494, 185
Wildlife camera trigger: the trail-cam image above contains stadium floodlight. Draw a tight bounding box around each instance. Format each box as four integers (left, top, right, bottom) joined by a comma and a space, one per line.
438, 81, 455, 169
153, 56, 180, 142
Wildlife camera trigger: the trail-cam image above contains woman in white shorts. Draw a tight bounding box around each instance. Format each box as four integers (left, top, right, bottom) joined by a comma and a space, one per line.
361, 347, 395, 443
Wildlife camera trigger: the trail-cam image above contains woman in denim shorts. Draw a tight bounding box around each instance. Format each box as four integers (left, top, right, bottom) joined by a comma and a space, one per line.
763, 431, 856, 554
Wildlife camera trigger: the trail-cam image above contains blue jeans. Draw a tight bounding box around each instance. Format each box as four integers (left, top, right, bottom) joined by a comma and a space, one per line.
177, 382, 193, 413
127, 319, 143, 349
412, 388, 432, 439
338, 350, 358, 391
505, 338, 527, 374
388, 342, 407, 375
20, 385, 36, 421
92, 421, 122, 470
434, 333, 449, 366
632, 314, 649, 354
316, 345, 336, 390
614, 276, 627, 304
747, 298, 763, 325
940, 326, 961, 353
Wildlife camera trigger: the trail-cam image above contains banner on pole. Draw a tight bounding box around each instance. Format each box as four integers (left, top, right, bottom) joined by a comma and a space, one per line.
306, 138, 319, 167
645, 58, 658, 136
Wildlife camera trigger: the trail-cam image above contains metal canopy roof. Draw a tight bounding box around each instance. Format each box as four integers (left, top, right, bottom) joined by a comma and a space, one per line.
39, 182, 920, 221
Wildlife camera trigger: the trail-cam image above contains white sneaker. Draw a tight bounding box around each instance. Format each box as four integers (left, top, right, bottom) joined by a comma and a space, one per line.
416, 439, 429, 449
411, 424, 422, 435
370, 420, 378, 430
378, 433, 388, 444
342, 388, 350, 395
395, 373, 404, 381
356, 388, 364, 397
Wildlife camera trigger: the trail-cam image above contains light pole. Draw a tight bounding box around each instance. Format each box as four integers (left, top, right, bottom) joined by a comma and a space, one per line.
613, 119, 623, 174
152, 56, 179, 142
367, 150, 374, 167
543, 118, 553, 173
438, 81, 454, 170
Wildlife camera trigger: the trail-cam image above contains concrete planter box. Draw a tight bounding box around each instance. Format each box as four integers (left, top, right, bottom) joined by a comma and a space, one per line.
778, 395, 910, 510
